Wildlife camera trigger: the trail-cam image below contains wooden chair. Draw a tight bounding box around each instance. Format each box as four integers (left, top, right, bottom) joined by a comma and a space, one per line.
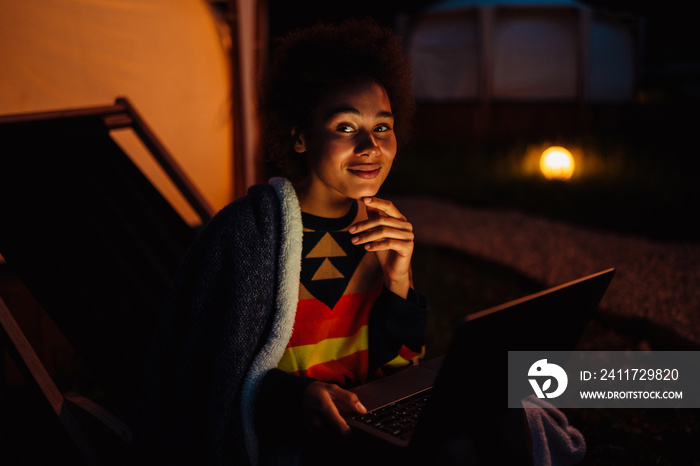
0, 295, 132, 464
0, 98, 214, 464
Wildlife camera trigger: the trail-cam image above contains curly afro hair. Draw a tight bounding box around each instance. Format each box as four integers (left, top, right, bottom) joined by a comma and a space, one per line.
259, 17, 415, 178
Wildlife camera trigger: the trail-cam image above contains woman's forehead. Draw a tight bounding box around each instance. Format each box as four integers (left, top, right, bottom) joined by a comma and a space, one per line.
315, 81, 392, 119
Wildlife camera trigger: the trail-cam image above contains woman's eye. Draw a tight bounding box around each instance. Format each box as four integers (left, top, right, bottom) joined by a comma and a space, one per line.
374, 124, 391, 133
337, 124, 354, 133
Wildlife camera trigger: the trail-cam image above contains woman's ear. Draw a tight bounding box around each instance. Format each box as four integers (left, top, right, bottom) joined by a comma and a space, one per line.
292, 127, 306, 153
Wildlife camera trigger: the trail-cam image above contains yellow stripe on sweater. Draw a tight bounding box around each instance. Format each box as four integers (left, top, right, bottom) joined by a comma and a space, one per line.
383, 345, 426, 369
278, 325, 368, 373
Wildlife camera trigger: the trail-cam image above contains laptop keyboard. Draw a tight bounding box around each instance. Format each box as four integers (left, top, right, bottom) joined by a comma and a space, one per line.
351, 387, 433, 441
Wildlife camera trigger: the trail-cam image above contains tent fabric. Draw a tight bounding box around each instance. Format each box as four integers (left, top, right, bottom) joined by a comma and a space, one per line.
492, 10, 579, 100
0, 0, 234, 217
410, 11, 481, 100
406, 0, 637, 103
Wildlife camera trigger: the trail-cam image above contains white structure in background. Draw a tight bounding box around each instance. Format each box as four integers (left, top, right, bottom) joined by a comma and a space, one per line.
403, 0, 642, 104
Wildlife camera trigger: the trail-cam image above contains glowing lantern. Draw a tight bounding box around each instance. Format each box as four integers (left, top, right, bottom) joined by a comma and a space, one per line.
539, 146, 575, 180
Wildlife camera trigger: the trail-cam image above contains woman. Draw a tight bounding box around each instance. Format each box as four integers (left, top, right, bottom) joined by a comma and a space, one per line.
134, 18, 428, 466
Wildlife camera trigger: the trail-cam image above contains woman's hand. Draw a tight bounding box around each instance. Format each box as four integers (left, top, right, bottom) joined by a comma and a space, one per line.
303, 381, 366, 436
350, 197, 414, 298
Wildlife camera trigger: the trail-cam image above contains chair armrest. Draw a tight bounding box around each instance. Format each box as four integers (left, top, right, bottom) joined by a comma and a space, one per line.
63, 391, 132, 446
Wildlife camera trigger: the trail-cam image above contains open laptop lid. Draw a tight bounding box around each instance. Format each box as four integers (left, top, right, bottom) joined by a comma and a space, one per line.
464, 267, 614, 350
408, 268, 615, 462
430, 268, 615, 398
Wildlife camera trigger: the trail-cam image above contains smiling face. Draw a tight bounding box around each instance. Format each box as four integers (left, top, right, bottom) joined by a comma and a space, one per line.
294, 81, 397, 216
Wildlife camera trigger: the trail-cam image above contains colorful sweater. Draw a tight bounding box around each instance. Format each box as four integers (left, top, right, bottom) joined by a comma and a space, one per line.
277, 201, 426, 387
255, 198, 429, 466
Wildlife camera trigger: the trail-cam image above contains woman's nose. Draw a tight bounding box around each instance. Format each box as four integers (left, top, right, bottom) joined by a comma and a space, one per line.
355, 130, 380, 156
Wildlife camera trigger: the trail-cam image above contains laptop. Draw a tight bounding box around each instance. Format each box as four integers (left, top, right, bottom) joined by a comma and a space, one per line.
343, 268, 615, 458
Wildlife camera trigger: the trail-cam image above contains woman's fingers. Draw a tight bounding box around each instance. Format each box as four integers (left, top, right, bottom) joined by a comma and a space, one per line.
327, 383, 366, 414
349, 197, 415, 297
351, 224, 414, 247
304, 382, 366, 436
350, 198, 414, 252
361, 196, 405, 220
350, 197, 412, 234
350, 215, 412, 235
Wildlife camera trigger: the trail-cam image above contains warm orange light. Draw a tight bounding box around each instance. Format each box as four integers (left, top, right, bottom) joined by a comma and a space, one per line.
540, 146, 575, 180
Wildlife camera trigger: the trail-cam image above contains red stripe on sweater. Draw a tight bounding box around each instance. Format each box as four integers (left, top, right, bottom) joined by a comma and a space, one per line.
288, 286, 382, 347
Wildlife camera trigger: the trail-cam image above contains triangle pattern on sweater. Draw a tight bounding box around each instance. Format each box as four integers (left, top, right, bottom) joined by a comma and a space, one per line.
301, 230, 366, 310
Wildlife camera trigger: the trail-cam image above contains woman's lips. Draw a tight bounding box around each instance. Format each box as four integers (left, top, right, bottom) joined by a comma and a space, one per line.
348, 165, 381, 179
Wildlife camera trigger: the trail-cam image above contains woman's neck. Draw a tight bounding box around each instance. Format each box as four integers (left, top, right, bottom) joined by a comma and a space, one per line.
294, 179, 356, 218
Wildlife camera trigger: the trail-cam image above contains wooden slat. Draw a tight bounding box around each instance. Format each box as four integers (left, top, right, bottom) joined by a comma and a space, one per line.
0, 297, 64, 415
116, 97, 214, 224
0, 97, 215, 226
0, 297, 101, 465
0, 102, 128, 125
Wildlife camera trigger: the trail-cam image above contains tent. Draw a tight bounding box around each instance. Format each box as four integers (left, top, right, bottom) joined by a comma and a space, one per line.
404, 0, 642, 104
0, 0, 265, 222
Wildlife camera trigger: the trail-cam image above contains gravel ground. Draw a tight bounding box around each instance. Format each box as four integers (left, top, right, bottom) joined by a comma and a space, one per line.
391, 195, 700, 350
391, 194, 700, 465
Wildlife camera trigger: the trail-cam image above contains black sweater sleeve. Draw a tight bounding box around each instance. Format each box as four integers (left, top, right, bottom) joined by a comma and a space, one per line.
368, 286, 430, 375
255, 368, 316, 443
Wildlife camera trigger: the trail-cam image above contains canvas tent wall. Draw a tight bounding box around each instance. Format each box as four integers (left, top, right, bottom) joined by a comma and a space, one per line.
405, 0, 642, 104
0, 0, 240, 223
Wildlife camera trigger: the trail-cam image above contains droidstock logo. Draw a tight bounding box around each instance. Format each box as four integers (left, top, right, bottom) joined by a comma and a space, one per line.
528, 359, 568, 399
